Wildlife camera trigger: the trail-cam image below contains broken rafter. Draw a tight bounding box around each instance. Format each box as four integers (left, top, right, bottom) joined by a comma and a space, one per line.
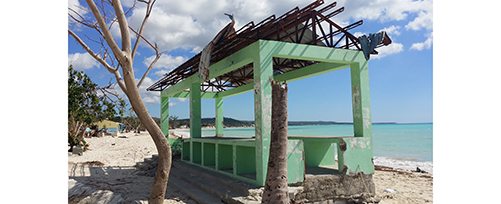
147, 0, 390, 92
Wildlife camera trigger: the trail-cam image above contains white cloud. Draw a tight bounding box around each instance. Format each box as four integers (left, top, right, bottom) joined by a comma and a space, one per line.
73, 0, 434, 55
68, 52, 99, 70
406, 10, 432, 31
112, 77, 161, 105
120, 0, 432, 52
144, 54, 187, 70
372, 43, 404, 59
144, 54, 187, 78
379, 25, 401, 36
336, 0, 432, 23
68, 0, 87, 15
410, 33, 433, 50
353, 32, 366, 38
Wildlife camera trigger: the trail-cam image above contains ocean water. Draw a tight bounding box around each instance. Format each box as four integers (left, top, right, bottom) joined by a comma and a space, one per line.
179, 123, 433, 171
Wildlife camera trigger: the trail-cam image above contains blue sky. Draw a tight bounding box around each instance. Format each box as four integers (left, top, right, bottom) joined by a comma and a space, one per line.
68, 0, 432, 123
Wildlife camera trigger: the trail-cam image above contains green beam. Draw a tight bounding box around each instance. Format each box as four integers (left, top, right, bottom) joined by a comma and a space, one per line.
217, 83, 254, 98
350, 61, 372, 137
215, 97, 224, 137
217, 63, 346, 98
160, 96, 169, 136
163, 90, 217, 98
260, 40, 366, 64
162, 74, 199, 97
254, 41, 273, 186
274, 62, 347, 83
162, 40, 363, 97
162, 42, 258, 96
190, 82, 202, 138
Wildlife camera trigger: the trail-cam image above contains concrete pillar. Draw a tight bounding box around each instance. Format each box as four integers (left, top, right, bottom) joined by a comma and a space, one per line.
190, 82, 202, 138
215, 97, 224, 137
160, 96, 169, 136
350, 61, 372, 138
254, 41, 273, 186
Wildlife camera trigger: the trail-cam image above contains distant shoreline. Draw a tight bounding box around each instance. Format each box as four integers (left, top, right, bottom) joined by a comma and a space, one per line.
156, 116, 431, 128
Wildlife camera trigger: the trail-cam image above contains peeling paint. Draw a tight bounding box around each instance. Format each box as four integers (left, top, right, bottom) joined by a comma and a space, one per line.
348, 137, 370, 149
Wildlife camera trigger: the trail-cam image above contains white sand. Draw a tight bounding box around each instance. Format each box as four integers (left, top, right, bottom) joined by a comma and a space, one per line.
68, 132, 158, 167
69, 131, 432, 203
68, 132, 193, 203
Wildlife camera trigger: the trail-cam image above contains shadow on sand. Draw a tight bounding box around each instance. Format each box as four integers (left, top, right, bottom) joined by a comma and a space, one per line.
68, 160, 195, 203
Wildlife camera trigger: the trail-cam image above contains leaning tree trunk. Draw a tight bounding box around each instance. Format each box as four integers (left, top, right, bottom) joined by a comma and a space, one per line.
122, 60, 172, 204
262, 81, 289, 204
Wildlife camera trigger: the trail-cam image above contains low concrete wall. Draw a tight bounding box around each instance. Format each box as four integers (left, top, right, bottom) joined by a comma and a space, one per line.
294, 173, 376, 203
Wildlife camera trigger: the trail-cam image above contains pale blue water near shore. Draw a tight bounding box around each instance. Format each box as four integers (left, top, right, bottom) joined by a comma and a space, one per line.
178, 123, 433, 171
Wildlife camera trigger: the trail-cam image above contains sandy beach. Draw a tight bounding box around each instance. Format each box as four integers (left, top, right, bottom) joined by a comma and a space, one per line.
68, 132, 432, 203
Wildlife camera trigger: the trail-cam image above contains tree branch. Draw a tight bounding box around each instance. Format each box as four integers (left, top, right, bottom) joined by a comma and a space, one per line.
111, 0, 132, 53
131, 0, 156, 58
85, 0, 124, 62
68, 29, 128, 93
137, 45, 160, 87
69, 30, 115, 72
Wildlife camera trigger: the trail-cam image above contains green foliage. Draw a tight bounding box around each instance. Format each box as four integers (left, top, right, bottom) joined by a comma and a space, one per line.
68, 65, 125, 151
169, 138, 183, 159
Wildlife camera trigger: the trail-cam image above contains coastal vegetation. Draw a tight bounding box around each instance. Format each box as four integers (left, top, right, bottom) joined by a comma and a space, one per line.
68, 65, 124, 152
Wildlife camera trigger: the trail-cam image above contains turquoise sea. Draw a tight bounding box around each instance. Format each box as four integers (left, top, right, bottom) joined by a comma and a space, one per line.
181, 123, 433, 163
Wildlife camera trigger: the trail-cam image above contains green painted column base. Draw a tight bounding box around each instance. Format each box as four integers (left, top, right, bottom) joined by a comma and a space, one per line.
338, 137, 374, 174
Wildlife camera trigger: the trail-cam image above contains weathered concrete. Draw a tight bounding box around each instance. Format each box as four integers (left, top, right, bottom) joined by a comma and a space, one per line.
293, 173, 378, 204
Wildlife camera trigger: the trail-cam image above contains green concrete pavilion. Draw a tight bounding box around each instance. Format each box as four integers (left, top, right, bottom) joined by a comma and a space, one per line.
156, 40, 374, 186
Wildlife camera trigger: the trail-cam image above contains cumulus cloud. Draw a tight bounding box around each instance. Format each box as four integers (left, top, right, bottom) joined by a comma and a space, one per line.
379, 25, 401, 36
121, 0, 432, 52
144, 54, 187, 77
144, 54, 187, 70
336, 0, 432, 23
406, 11, 432, 31
68, 52, 99, 70
137, 77, 161, 104
372, 43, 404, 59
68, 0, 87, 15
410, 33, 433, 51
111, 77, 161, 104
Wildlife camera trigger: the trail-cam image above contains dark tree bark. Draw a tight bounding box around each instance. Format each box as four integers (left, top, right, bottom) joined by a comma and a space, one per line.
262, 81, 289, 204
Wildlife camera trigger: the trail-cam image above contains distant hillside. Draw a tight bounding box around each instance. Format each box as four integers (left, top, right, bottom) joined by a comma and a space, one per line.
124, 117, 396, 128
149, 117, 396, 128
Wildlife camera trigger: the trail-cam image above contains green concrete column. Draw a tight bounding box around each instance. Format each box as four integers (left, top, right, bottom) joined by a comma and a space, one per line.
190, 82, 202, 138
215, 97, 224, 137
160, 96, 169, 136
254, 41, 274, 186
350, 61, 372, 137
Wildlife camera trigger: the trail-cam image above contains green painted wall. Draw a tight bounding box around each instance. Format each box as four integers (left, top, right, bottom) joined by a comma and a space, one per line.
192, 142, 202, 164
303, 140, 336, 167
203, 143, 216, 168
340, 137, 374, 174
287, 139, 305, 184
217, 144, 233, 172
182, 141, 190, 161
236, 146, 256, 179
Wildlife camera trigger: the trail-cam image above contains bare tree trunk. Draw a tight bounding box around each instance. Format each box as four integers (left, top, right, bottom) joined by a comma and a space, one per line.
70, 1, 172, 202
262, 81, 289, 204
122, 61, 172, 204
